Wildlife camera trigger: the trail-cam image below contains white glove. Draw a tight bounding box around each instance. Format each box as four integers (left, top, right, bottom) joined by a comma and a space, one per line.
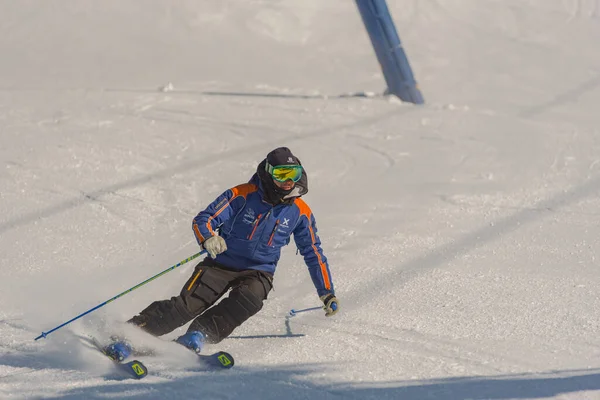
203, 235, 227, 259
320, 294, 339, 317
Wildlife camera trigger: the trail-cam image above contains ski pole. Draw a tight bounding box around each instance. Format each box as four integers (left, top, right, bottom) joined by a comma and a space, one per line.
34, 250, 206, 341
288, 306, 323, 317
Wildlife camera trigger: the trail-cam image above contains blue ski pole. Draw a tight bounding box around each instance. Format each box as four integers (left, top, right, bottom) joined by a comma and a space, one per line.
288, 306, 323, 317
34, 250, 206, 340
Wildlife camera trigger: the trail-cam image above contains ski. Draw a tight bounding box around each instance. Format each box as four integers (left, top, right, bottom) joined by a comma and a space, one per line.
197, 351, 234, 369
80, 334, 234, 374
113, 359, 148, 379
79, 335, 148, 380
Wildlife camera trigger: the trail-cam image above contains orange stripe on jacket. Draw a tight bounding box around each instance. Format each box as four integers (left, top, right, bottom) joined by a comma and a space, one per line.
231, 183, 257, 199
193, 223, 205, 242
294, 198, 332, 291
204, 183, 259, 238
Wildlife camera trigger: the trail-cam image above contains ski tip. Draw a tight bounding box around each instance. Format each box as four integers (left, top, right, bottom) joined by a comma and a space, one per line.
121, 360, 148, 379
216, 351, 234, 368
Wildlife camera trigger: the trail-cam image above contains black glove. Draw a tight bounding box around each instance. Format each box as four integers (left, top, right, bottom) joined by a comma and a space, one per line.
320, 294, 339, 317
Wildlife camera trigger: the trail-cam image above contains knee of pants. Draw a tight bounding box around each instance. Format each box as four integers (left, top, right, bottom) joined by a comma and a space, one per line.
135, 297, 192, 336
189, 279, 270, 342
225, 277, 271, 321
232, 283, 267, 314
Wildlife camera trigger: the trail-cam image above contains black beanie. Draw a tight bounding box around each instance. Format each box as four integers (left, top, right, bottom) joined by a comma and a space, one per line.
266, 147, 300, 166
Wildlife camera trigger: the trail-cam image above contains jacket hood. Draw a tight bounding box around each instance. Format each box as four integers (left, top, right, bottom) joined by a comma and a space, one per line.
252, 159, 308, 205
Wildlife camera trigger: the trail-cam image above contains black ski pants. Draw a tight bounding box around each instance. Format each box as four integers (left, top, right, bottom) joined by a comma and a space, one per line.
128, 258, 273, 343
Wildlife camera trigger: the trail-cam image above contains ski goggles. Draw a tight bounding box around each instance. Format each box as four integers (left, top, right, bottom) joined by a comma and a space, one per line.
265, 162, 303, 182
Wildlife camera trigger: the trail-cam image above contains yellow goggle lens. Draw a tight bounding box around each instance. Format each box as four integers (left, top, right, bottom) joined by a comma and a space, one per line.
271, 166, 302, 182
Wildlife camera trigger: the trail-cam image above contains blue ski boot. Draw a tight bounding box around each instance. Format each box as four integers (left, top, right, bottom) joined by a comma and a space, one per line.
104, 340, 133, 362
175, 331, 205, 354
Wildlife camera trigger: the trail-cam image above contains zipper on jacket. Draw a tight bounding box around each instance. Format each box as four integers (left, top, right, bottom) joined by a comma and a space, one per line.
250, 208, 273, 258
247, 214, 263, 239
267, 220, 280, 246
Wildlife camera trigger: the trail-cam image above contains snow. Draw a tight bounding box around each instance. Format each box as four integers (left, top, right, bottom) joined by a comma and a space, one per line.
1, 0, 600, 399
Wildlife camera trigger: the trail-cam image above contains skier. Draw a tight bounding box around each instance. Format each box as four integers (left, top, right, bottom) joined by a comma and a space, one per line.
105, 147, 338, 360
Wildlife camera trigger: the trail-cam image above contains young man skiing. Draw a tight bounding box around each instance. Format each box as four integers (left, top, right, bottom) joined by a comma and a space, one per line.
106, 147, 338, 360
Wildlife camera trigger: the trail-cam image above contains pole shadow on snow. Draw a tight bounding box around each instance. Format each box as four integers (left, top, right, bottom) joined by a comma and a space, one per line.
228, 316, 305, 339
0, 86, 384, 100
99, 87, 382, 100
0, 86, 379, 99
228, 334, 304, 340
36, 366, 600, 400
0, 99, 410, 236
166, 89, 381, 100
352, 172, 600, 304
519, 71, 600, 118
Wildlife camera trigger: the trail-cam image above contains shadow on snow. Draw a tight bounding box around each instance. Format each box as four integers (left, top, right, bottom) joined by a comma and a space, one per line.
3, 361, 597, 400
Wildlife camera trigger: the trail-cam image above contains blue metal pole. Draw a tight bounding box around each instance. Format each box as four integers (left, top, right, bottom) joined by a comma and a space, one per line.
355, 0, 424, 104
34, 251, 206, 340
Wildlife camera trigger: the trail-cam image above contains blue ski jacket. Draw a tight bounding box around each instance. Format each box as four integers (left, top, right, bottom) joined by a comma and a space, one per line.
192, 174, 334, 297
